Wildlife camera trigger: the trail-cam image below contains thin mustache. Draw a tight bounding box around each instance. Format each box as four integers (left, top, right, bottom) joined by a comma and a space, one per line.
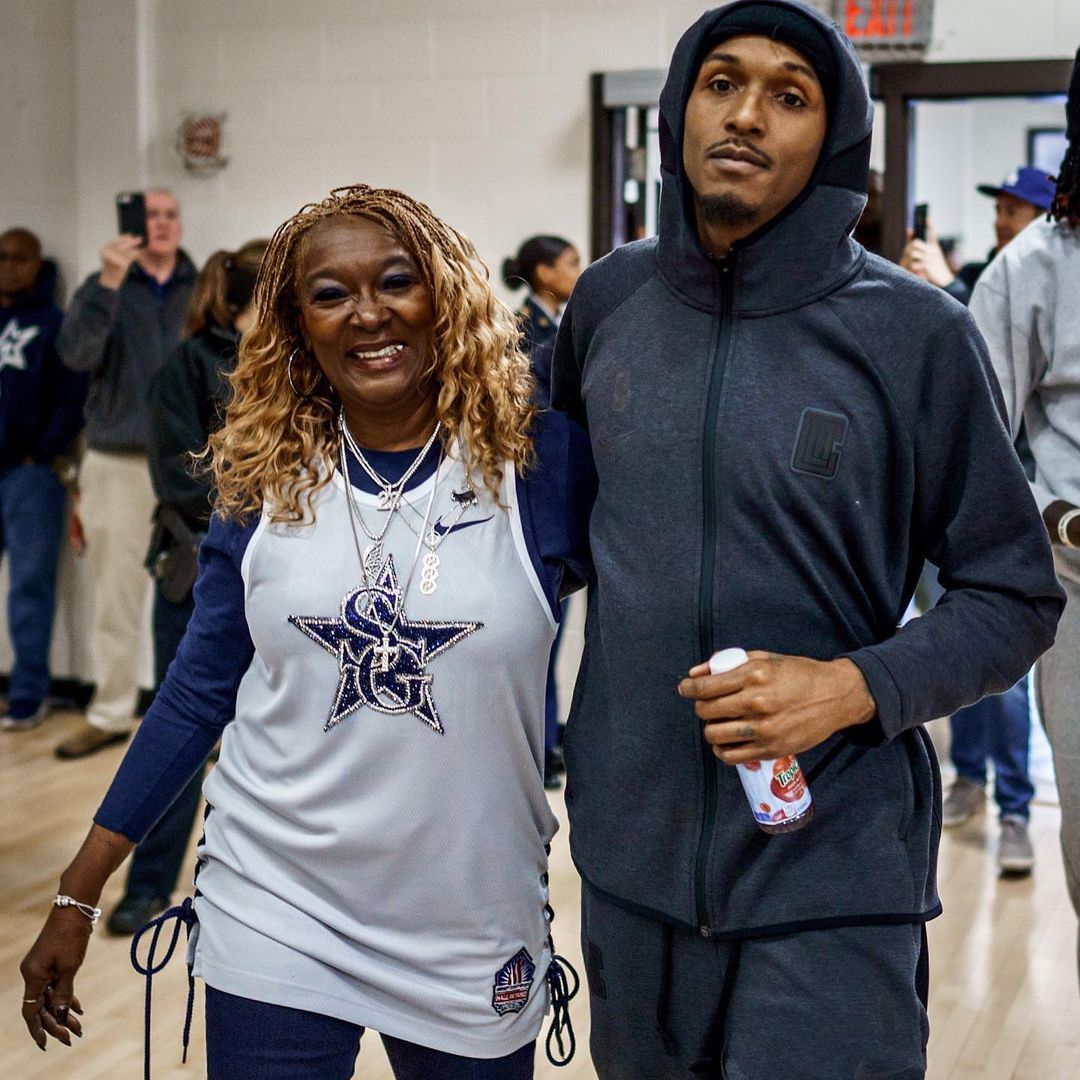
707, 139, 772, 168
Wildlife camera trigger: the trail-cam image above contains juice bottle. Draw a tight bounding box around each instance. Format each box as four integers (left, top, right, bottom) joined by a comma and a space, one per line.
708, 647, 814, 835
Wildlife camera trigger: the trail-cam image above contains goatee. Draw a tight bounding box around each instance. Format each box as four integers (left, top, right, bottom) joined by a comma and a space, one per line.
698, 194, 759, 228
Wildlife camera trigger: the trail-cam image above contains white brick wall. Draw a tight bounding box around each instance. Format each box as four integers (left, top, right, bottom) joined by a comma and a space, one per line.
0, 0, 78, 291
7, 0, 1080, 291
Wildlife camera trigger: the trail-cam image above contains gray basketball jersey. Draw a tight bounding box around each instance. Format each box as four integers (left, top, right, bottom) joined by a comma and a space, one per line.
190, 449, 559, 1057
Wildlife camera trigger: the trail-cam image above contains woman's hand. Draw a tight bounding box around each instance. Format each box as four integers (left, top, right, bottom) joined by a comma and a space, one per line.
18, 824, 135, 1049
19, 907, 92, 1050
678, 652, 876, 764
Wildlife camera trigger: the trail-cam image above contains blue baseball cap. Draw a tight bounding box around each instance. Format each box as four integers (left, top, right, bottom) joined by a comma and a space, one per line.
976, 166, 1056, 211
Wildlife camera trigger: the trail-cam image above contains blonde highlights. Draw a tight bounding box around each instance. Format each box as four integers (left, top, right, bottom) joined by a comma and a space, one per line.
208, 185, 537, 524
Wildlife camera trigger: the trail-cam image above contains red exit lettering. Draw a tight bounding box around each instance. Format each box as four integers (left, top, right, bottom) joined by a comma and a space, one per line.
845, 0, 916, 40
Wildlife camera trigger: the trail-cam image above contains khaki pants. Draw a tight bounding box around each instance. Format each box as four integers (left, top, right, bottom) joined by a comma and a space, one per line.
79, 449, 155, 733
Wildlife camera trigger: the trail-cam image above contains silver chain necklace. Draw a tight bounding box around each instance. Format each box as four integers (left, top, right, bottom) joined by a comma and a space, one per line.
339, 435, 442, 641
340, 410, 442, 511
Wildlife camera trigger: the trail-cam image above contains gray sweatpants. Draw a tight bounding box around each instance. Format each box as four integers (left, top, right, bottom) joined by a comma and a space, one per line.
1035, 572, 1080, 984
582, 881, 928, 1079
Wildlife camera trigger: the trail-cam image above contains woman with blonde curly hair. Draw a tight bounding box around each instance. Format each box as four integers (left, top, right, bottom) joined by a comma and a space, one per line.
20, 186, 594, 1079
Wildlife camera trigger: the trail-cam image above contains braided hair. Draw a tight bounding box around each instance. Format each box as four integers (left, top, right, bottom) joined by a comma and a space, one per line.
208, 185, 536, 524
1051, 46, 1080, 226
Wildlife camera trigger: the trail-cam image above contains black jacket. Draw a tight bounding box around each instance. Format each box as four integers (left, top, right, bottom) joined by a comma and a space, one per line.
0, 261, 87, 470
149, 322, 237, 531
58, 254, 196, 453
552, 0, 1062, 937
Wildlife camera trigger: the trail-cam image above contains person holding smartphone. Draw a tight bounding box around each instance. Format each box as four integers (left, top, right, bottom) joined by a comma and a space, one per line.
55, 190, 196, 759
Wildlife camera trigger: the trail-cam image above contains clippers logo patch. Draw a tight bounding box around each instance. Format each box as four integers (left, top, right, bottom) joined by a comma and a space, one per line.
791, 408, 849, 479
492, 947, 535, 1015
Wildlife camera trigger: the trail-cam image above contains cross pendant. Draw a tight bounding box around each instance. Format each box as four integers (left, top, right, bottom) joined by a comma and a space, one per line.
373, 634, 399, 673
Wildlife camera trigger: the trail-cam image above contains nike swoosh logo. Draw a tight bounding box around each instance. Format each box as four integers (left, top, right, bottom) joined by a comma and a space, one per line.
432, 515, 493, 538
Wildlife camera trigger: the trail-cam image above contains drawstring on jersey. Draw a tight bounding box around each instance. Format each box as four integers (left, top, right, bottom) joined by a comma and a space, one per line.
130, 896, 198, 1080
545, 951, 580, 1066
544, 900, 580, 1067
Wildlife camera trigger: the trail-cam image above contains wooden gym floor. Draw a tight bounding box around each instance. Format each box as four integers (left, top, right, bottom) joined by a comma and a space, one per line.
2, 703, 1078, 1079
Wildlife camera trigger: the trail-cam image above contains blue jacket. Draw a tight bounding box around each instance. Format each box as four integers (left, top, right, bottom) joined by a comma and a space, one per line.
0, 261, 87, 470
552, 0, 1062, 937
516, 295, 558, 407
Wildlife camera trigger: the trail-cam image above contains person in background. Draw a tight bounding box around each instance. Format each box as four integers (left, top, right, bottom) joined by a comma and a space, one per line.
55, 190, 196, 759
902, 166, 1053, 874
104, 239, 267, 935
502, 237, 581, 409
0, 228, 87, 730
901, 165, 1056, 304
502, 235, 583, 790
970, 44, 1080, 983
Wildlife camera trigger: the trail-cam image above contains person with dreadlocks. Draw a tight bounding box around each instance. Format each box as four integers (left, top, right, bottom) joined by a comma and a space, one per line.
969, 45, 1080, 985
18, 185, 592, 1078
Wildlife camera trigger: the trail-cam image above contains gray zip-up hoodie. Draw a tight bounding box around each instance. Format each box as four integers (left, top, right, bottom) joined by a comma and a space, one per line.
58, 254, 196, 453
552, 0, 1063, 938
971, 215, 1080, 584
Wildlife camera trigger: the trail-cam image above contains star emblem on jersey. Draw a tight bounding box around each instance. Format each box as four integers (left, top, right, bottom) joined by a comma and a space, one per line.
289, 555, 481, 735
0, 319, 39, 373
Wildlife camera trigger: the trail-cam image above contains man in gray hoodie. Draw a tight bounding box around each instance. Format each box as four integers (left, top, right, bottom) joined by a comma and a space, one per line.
970, 46, 1080, 985
553, 2, 1062, 1075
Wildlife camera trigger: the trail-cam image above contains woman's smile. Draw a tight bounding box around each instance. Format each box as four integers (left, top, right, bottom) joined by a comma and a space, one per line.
297, 214, 438, 440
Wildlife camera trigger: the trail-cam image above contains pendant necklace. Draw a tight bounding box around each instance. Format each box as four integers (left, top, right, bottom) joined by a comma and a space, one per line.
340, 410, 441, 511
396, 478, 479, 595
339, 411, 440, 574
288, 435, 480, 736
339, 432, 442, 615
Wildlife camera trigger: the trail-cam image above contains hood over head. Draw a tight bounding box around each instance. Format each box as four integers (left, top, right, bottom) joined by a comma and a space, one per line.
657, 0, 873, 314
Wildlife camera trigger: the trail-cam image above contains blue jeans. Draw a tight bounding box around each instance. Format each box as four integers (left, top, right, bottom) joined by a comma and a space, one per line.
950, 675, 1034, 820
0, 463, 66, 708
124, 583, 204, 899
204, 986, 535, 1080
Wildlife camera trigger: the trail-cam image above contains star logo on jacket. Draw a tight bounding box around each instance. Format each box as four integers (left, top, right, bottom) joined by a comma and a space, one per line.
0, 318, 39, 372
289, 555, 482, 735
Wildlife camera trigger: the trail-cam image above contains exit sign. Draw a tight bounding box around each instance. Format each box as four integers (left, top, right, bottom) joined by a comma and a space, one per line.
832, 0, 934, 54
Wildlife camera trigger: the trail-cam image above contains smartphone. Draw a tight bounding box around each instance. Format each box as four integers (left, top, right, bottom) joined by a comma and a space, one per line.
913, 203, 929, 243
116, 192, 148, 245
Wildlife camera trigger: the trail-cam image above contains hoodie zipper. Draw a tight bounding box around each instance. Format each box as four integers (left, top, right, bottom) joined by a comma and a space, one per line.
694, 253, 735, 938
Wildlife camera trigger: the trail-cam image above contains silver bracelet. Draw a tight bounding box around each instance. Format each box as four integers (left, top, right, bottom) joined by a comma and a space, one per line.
1057, 508, 1080, 548
54, 894, 102, 928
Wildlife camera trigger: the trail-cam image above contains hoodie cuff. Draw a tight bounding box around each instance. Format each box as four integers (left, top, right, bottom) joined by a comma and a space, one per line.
842, 646, 903, 746
87, 278, 123, 309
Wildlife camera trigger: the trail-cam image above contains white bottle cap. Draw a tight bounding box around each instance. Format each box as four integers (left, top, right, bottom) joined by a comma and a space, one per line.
708, 647, 749, 675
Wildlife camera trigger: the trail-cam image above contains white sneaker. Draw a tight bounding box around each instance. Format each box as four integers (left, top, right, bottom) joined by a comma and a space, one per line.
998, 816, 1034, 875
1, 700, 50, 731
941, 776, 985, 827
